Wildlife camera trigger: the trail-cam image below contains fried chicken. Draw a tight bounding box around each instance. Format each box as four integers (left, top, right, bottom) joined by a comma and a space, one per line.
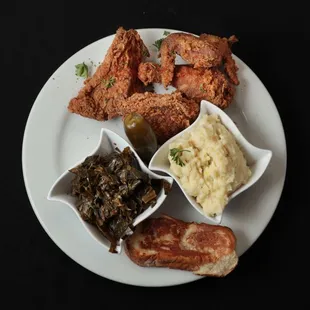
200, 34, 239, 85
117, 92, 199, 144
68, 27, 149, 120
138, 63, 235, 109
138, 62, 162, 85
159, 32, 239, 87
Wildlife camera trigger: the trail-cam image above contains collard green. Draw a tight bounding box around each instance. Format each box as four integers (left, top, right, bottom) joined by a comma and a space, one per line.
69, 147, 161, 253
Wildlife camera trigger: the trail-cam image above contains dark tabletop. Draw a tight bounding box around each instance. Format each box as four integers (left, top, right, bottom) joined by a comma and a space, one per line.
3, 0, 308, 308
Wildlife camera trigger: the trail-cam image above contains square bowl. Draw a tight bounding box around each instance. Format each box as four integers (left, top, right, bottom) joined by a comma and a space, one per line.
149, 100, 272, 224
47, 128, 173, 253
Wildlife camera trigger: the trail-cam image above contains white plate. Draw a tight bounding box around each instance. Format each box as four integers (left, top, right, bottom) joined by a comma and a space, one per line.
22, 28, 287, 287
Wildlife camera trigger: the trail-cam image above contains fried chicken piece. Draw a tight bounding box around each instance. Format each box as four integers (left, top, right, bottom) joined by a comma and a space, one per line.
137, 62, 162, 85
173, 66, 235, 109
138, 63, 235, 109
68, 27, 149, 120
117, 92, 199, 144
159, 32, 239, 87
200, 34, 239, 85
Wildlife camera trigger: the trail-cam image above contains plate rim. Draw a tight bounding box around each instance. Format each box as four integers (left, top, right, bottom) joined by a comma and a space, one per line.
22, 27, 287, 287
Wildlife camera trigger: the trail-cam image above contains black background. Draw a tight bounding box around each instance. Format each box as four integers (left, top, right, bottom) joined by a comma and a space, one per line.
3, 0, 309, 308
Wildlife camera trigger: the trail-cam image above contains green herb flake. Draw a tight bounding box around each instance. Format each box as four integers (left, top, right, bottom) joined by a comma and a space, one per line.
153, 38, 164, 50
153, 31, 171, 51
169, 148, 191, 167
200, 84, 206, 93
75, 62, 88, 78
102, 76, 116, 89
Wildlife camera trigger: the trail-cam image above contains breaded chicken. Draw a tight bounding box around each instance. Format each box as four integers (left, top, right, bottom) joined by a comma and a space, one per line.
159, 32, 239, 87
200, 34, 239, 85
117, 92, 199, 144
138, 62, 162, 85
138, 63, 235, 109
68, 27, 149, 120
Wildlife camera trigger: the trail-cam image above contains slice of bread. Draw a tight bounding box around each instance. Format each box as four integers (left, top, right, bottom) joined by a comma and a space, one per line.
125, 214, 238, 277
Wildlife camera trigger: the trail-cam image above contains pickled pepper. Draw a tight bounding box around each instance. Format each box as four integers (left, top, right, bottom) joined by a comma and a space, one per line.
123, 113, 158, 162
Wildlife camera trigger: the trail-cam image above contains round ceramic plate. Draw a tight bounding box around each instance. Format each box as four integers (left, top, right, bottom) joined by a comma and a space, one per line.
22, 28, 287, 287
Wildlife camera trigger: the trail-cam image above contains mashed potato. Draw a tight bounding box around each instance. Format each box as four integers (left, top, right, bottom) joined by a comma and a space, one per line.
168, 114, 251, 217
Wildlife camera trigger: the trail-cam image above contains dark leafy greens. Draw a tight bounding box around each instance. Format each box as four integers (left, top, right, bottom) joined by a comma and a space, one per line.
69, 147, 164, 253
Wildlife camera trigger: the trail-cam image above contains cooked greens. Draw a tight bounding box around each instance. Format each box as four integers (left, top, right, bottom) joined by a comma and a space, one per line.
69, 147, 163, 253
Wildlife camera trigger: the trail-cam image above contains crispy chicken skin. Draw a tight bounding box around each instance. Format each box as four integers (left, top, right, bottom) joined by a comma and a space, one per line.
173, 66, 235, 109
117, 92, 199, 144
137, 62, 162, 85
125, 215, 238, 277
68, 27, 149, 120
138, 63, 235, 109
159, 32, 239, 87
200, 34, 239, 85
67, 27, 198, 144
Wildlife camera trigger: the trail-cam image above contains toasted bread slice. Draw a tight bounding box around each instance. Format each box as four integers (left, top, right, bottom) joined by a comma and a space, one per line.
125, 214, 238, 277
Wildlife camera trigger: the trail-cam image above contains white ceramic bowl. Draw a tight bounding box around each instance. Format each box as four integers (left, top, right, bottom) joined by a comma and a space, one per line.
149, 100, 272, 224
47, 128, 173, 253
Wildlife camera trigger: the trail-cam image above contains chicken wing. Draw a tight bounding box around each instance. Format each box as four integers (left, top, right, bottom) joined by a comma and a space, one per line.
200, 34, 239, 85
138, 63, 235, 109
159, 32, 239, 87
117, 92, 199, 144
68, 27, 149, 121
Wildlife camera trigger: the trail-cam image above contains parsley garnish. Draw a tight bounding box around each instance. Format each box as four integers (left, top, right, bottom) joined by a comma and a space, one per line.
153, 31, 171, 51
142, 49, 149, 57
153, 38, 164, 50
169, 148, 191, 167
75, 63, 88, 78
102, 76, 116, 89
200, 84, 206, 92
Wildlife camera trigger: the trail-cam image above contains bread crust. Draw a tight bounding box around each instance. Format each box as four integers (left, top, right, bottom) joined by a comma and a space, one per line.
125, 215, 238, 277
